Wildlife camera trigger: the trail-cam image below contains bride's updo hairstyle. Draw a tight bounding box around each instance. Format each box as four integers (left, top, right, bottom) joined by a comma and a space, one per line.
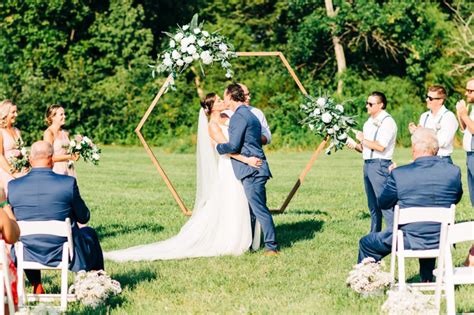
45, 104, 63, 126
200, 93, 217, 116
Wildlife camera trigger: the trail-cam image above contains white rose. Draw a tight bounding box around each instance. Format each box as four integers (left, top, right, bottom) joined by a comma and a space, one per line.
180, 37, 189, 49
193, 28, 200, 34
184, 56, 193, 64
187, 35, 196, 44
176, 59, 184, 66
182, 25, 189, 31
327, 128, 334, 134
92, 153, 100, 160
76, 143, 82, 150
333, 125, 340, 131
181, 45, 188, 53
338, 133, 347, 140
336, 104, 344, 112
322, 112, 332, 123
169, 40, 175, 48
70, 140, 76, 147
202, 31, 209, 37
171, 50, 181, 60
316, 97, 326, 106
163, 52, 170, 59
186, 45, 196, 55
192, 53, 200, 60
163, 58, 173, 66
21, 147, 27, 156
174, 32, 184, 41
313, 108, 320, 115
225, 71, 232, 78
200, 51, 213, 64
83, 136, 91, 144
219, 43, 228, 52
197, 39, 205, 47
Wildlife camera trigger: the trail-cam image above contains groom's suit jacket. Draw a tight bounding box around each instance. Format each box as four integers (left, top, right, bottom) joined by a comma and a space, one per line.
217, 105, 272, 180
377, 156, 462, 250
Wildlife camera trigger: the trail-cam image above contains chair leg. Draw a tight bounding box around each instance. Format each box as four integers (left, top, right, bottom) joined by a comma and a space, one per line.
445, 282, 456, 315
60, 264, 68, 312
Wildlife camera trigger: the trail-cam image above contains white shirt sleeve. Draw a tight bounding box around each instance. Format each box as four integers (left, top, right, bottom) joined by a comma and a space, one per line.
437, 112, 459, 148
376, 117, 397, 149
250, 107, 272, 144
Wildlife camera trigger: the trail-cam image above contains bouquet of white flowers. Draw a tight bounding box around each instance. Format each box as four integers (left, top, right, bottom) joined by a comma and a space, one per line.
346, 257, 392, 297
300, 96, 357, 154
8, 139, 30, 173
65, 135, 100, 166
152, 14, 236, 89
69, 270, 122, 308
382, 287, 437, 315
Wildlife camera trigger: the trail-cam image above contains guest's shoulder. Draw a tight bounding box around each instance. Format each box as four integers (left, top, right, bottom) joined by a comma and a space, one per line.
391, 163, 415, 177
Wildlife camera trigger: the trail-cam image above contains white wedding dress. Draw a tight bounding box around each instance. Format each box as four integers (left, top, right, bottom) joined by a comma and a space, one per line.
104, 109, 252, 261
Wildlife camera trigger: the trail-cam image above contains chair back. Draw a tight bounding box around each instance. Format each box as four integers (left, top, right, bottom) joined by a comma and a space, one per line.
394, 204, 455, 226
17, 218, 73, 259
446, 222, 474, 245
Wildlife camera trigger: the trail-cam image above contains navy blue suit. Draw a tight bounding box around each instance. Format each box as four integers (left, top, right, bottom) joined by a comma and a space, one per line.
8, 168, 103, 280
217, 105, 277, 251
358, 156, 462, 281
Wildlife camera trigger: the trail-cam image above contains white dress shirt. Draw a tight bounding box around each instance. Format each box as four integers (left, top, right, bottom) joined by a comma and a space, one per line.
418, 105, 458, 156
362, 110, 397, 160
462, 107, 474, 152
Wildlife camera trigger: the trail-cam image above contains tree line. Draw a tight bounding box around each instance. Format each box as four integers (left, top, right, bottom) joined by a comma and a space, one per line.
0, 0, 472, 151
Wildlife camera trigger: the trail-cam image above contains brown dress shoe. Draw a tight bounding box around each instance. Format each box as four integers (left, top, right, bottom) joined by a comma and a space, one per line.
263, 250, 279, 257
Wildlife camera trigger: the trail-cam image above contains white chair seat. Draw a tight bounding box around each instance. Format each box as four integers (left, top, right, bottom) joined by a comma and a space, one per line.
21, 261, 68, 270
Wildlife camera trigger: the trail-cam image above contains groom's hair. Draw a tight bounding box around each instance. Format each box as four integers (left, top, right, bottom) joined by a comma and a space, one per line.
225, 83, 246, 102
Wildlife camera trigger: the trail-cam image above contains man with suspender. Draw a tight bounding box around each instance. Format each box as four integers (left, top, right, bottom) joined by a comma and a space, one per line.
455, 77, 474, 267
346, 91, 397, 233
409, 85, 458, 164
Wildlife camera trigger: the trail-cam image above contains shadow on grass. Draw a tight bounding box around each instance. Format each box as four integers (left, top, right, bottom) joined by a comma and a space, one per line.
96, 222, 164, 239
276, 219, 324, 249
280, 209, 329, 216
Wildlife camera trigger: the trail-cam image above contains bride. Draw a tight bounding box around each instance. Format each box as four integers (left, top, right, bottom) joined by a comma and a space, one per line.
105, 93, 262, 261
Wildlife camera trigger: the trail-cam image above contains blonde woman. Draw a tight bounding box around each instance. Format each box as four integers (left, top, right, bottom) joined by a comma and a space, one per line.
43, 105, 79, 177
0, 100, 25, 195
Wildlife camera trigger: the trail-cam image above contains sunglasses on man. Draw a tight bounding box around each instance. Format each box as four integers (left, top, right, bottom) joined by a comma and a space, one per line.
426, 95, 443, 101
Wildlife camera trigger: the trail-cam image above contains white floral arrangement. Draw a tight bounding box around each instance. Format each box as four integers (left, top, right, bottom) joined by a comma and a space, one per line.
346, 257, 392, 297
64, 134, 101, 167
68, 270, 122, 308
152, 14, 236, 90
300, 95, 357, 154
381, 287, 437, 315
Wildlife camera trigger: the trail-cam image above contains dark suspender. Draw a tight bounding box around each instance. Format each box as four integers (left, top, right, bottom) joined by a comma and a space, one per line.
422, 110, 448, 129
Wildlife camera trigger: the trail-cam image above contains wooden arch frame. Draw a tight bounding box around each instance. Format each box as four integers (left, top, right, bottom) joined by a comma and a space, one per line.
136, 52, 328, 216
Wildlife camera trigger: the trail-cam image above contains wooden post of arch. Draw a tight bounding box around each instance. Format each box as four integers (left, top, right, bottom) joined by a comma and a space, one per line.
137, 52, 328, 216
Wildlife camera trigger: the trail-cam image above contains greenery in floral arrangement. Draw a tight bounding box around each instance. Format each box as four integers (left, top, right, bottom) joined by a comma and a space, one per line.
152, 14, 236, 90
300, 95, 357, 154
8, 139, 30, 173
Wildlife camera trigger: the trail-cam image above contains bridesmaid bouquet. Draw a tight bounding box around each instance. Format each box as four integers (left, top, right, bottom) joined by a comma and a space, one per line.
9, 139, 30, 173
65, 135, 101, 165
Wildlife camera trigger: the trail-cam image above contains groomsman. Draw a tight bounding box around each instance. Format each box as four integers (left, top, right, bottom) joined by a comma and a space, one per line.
455, 77, 474, 267
409, 85, 458, 163
347, 92, 397, 233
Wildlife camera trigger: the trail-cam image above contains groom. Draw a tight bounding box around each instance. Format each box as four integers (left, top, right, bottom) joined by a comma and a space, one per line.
217, 83, 278, 255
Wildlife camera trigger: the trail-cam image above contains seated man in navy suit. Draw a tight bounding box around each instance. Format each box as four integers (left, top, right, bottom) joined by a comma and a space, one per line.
358, 128, 463, 282
9, 141, 104, 293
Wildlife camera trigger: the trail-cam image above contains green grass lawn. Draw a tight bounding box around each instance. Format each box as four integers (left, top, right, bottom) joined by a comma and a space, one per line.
56, 146, 474, 313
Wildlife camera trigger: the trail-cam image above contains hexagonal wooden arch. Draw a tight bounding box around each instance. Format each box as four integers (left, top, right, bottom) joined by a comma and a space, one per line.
136, 51, 328, 216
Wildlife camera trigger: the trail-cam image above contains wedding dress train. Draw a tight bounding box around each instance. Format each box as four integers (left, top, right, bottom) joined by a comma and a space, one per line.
105, 110, 252, 261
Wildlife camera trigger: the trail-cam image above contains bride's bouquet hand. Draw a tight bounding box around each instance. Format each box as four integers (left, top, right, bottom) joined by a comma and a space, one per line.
247, 157, 262, 168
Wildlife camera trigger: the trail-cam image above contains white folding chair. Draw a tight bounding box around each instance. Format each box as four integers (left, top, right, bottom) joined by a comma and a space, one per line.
15, 218, 75, 312
443, 222, 474, 315
389, 204, 455, 307
0, 240, 15, 315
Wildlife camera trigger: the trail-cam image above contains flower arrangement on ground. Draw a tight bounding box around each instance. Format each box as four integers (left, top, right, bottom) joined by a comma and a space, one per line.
300, 96, 357, 154
69, 270, 122, 308
346, 257, 392, 296
152, 14, 236, 89
9, 139, 30, 173
65, 135, 101, 166
381, 286, 437, 315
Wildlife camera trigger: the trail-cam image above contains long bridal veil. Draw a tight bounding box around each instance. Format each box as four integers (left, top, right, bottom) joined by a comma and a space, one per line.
193, 108, 218, 213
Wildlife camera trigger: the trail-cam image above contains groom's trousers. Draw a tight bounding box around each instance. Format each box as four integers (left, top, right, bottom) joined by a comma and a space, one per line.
242, 175, 278, 251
